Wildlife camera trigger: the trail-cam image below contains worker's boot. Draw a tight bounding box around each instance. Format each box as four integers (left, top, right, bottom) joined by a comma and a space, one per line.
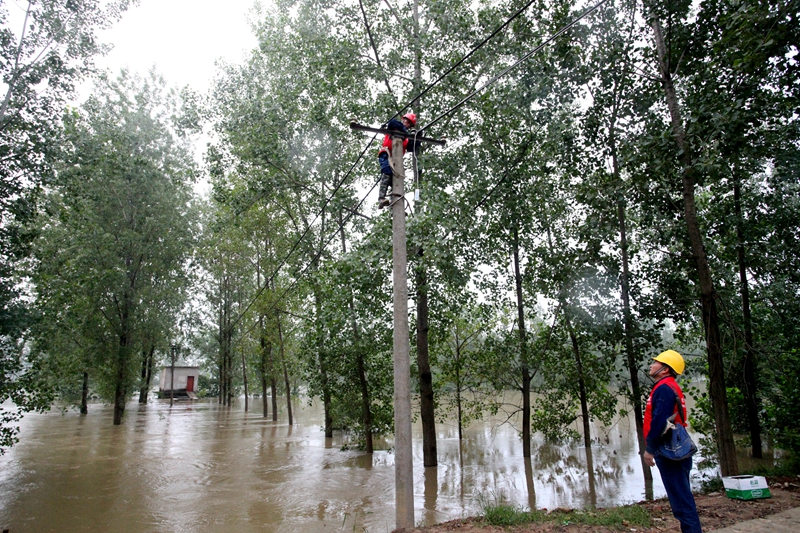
378, 178, 390, 208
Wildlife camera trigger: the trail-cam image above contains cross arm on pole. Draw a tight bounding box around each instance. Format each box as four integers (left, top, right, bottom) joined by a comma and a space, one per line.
349, 121, 446, 146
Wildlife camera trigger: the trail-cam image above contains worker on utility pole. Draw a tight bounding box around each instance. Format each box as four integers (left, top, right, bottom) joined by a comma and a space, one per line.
349, 116, 444, 531
377, 112, 418, 208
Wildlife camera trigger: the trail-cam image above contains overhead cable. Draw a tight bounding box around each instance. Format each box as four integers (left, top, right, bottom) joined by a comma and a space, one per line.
421, 0, 612, 133
229, 134, 378, 329
229, 0, 610, 330
392, 0, 541, 119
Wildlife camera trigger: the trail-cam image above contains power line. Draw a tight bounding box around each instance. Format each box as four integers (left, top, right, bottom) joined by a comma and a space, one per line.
225, 0, 610, 333
228, 133, 378, 329
421, 0, 612, 133
392, 0, 541, 119
232, 0, 565, 323
230, 173, 382, 343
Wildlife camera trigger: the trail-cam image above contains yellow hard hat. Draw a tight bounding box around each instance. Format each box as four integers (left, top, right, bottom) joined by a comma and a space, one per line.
653, 349, 685, 375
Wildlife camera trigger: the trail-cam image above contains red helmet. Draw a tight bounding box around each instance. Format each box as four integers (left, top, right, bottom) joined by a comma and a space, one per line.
403, 113, 417, 126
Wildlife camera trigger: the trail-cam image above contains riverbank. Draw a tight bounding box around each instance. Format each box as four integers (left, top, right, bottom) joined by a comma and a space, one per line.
397, 478, 800, 532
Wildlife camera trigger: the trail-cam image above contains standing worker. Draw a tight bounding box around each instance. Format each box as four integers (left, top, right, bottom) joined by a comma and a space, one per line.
377, 113, 417, 208
643, 350, 703, 533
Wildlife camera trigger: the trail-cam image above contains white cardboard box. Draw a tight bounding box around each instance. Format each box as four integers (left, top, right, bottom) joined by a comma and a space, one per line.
722, 475, 771, 500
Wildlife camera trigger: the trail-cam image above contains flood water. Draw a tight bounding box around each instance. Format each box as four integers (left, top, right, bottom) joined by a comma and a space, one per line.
1, 395, 684, 533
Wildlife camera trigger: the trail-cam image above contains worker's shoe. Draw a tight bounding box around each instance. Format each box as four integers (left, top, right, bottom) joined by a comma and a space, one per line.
378, 197, 390, 209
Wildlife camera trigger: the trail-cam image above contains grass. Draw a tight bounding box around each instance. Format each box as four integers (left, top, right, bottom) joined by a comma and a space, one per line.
482, 502, 651, 528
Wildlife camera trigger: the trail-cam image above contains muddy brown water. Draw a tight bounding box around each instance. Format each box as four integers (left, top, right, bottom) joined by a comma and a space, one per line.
1, 396, 687, 533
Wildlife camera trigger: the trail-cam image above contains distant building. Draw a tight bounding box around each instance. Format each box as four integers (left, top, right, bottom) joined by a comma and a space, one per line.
159, 366, 200, 399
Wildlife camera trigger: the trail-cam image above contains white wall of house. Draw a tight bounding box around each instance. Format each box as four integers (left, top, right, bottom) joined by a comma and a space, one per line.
159, 366, 200, 392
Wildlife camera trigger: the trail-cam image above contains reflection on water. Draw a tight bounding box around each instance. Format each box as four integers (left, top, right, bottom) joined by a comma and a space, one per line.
1, 397, 677, 532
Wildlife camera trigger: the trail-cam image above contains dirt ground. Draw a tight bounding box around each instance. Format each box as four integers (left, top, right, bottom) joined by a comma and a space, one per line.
396, 477, 800, 533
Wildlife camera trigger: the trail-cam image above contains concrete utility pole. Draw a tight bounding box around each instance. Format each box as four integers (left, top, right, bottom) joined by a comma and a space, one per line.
348, 120, 443, 530
390, 134, 414, 530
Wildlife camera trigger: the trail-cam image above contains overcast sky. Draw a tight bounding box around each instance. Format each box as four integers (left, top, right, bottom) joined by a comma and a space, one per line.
80, 0, 261, 192
93, 0, 259, 95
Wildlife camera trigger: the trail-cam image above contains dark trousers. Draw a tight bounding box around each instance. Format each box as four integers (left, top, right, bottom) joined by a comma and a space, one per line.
378, 153, 392, 199
655, 455, 703, 533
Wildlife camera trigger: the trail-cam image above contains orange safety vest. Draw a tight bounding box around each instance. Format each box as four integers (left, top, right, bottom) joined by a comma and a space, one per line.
643, 376, 687, 439
378, 133, 408, 156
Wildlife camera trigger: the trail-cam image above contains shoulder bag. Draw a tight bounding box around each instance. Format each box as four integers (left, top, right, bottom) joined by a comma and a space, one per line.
657, 398, 698, 461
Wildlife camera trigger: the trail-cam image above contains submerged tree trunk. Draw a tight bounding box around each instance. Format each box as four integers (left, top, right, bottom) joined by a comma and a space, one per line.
261, 373, 268, 418
226, 326, 234, 406
733, 176, 762, 458
617, 197, 652, 479
276, 312, 293, 425
241, 345, 249, 412
139, 346, 154, 404
80, 371, 89, 415
564, 309, 598, 507
416, 266, 437, 466
315, 288, 333, 438
407, 5, 437, 466
113, 336, 128, 425
651, 14, 738, 476
260, 327, 270, 419
320, 353, 333, 438
607, 76, 652, 480
512, 225, 531, 458
270, 377, 278, 422
564, 311, 592, 450
339, 216, 373, 450
356, 351, 374, 453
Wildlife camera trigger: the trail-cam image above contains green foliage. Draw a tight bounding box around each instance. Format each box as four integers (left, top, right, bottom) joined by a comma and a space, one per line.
700, 476, 724, 493
682, 380, 719, 470
483, 503, 534, 527
481, 500, 650, 528
0, 0, 134, 447
0, 338, 53, 453
430, 301, 501, 435
763, 349, 800, 469
531, 311, 619, 442
31, 70, 197, 419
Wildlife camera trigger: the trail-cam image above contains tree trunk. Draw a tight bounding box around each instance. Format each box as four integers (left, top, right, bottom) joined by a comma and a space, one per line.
138, 345, 153, 404
241, 345, 249, 412
565, 310, 592, 450
261, 328, 270, 419
321, 354, 333, 438
357, 352, 374, 453
270, 377, 278, 422
409, 0, 437, 468
315, 288, 333, 438
227, 328, 234, 406
261, 374, 268, 418
113, 337, 128, 426
416, 267, 437, 466
80, 371, 89, 415
113, 378, 126, 425
218, 278, 226, 405
617, 198, 652, 479
145, 348, 153, 401
339, 213, 374, 450
276, 312, 293, 425
608, 76, 652, 480
651, 14, 738, 476
733, 176, 762, 458
139, 347, 150, 404
455, 335, 463, 441
512, 225, 531, 458
225, 325, 233, 407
